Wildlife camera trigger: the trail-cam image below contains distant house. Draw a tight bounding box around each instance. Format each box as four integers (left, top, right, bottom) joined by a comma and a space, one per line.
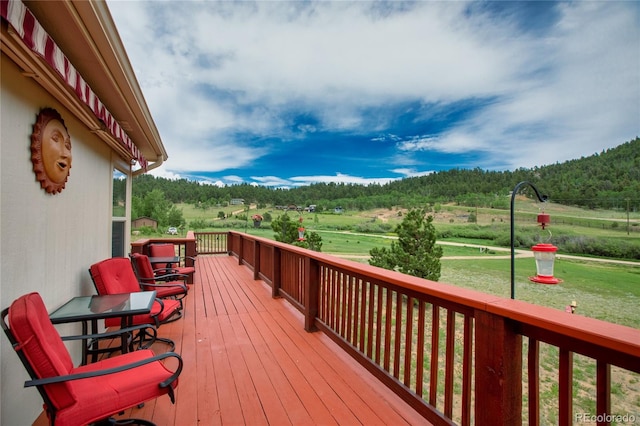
132, 216, 158, 229
230, 198, 245, 205
334, 206, 344, 214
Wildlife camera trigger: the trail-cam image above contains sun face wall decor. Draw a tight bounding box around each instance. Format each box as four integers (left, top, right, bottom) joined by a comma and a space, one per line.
31, 108, 72, 194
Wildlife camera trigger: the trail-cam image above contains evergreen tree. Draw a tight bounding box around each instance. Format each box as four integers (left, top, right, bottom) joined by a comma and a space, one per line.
271, 213, 323, 251
369, 208, 443, 281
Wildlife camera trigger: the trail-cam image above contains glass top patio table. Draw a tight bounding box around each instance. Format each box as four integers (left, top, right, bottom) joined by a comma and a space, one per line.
49, 291, 156, 364
49, 291, 156, 324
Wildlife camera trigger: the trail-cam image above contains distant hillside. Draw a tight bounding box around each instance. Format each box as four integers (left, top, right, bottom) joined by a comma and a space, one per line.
133, 137, 640, 211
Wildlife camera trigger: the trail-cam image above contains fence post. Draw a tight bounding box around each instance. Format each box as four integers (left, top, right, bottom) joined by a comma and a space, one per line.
272, 247, 281, 298
475, 310, 522, 425
304, 257, 319, 332
253, 240, 260, 280
185, 231, 196, 267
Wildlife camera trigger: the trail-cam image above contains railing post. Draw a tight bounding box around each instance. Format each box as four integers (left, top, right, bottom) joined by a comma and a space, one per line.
238, 235, 243, 265
185, 231, 196, 267
303, 257, 319, 332
475, 310, 522, 425
272, 247, 281, 298
253, 240, 260, 280
227, 232, 233, 256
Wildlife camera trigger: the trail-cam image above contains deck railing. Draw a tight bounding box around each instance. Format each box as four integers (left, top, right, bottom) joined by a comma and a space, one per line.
195, 231, 639, 425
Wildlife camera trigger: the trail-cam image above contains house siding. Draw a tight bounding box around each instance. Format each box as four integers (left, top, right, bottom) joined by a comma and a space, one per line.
1, 53, 115, 425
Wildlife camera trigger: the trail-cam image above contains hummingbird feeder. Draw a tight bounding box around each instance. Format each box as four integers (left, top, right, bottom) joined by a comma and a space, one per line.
529, 212, 562, 285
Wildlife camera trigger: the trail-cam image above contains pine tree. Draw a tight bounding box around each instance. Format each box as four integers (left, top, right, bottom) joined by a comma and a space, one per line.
369, 208, 443, 281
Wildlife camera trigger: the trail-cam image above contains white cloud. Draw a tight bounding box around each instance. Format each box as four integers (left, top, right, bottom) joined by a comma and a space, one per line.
289, 173, 396, 187
108, 0, 639, 182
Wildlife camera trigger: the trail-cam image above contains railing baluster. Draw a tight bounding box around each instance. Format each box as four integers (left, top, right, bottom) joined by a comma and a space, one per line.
559, 348, 574, 426
403, 296, 414, 387
416, 300, 425, 398
596, 361, 611, 426
374, 285, 383, 365
346, 274, 353, 343
383, 288, 392, 372
353, 278, 361, 347
393, 291, 402, 379
340, 272, 348, 337
366, 281, 375, 359
528, 338, 540, 426
445, 309, 455, 418
429, 305, 440, 408
461, 315, 473, 426
359, 279, 367, 352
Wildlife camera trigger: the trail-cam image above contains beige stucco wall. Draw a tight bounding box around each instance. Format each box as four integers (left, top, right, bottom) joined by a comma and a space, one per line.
1, 53, 120, 425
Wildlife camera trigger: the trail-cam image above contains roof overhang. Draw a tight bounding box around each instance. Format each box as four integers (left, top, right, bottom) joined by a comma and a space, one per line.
1, 0, 167, 170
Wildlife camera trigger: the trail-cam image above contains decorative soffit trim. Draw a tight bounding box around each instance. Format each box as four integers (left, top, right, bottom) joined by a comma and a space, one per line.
0, 0, 148, 169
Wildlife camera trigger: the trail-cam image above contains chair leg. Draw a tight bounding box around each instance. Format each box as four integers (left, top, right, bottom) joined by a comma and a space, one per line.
94, 418, 156, 425
131, 328, 175, 353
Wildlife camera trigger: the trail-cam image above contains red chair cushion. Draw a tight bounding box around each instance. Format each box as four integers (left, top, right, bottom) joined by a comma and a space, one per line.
90, 258, 141, 295
131, 253, 157, 283
149, 244, 195, 274
56, 349, 178, 426
132, 253, 188, 295
9, 293, 76, 410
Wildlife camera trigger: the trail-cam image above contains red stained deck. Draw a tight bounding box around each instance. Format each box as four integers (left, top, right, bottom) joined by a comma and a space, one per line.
115, 255, 429, 425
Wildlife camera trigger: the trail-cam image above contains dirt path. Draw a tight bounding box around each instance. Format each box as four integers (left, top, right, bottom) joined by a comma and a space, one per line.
320, 230, 640, 266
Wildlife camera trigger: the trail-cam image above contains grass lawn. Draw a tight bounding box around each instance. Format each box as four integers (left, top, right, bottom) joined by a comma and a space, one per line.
153, 202, 640, 329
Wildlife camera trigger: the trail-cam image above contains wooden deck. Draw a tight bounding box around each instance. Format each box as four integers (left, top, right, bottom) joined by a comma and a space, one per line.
116, 255, 429, 425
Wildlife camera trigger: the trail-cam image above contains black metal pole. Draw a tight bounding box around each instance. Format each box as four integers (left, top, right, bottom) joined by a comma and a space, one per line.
510, 181, 548, 299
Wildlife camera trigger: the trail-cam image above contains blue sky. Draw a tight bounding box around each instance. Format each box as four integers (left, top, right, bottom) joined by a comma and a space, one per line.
108, 1, 639, 188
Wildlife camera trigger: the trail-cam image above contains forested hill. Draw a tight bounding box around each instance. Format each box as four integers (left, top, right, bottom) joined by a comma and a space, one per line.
133, 137, 640, 211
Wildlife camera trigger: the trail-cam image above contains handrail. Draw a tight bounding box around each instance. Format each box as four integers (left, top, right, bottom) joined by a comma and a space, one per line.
195, 231, 640, 425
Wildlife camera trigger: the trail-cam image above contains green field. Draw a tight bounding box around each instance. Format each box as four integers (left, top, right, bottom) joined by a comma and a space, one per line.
139, 202, 640, 328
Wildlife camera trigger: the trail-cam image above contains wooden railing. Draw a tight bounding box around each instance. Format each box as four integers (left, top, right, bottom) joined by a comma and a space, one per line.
198, 231, 640, 425
193, 231, 228, 255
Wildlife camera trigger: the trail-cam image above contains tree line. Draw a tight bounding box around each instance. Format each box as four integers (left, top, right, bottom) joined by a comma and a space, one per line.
132, 137, 640, 213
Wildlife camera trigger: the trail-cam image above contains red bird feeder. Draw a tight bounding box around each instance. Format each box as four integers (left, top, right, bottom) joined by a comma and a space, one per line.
298, 217, 305, 241
529, 243, 562, 284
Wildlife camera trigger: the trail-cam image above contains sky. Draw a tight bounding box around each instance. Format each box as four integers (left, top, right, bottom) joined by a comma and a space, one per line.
107, 1, 640, 188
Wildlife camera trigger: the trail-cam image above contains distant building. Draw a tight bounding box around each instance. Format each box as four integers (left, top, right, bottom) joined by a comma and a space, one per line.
230, 198, 245, 205
334, 206, 344, 214
132, 216, 158, 229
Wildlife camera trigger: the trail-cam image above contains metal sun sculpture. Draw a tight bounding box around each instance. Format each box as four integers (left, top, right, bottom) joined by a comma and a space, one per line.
31, 108, 72, 194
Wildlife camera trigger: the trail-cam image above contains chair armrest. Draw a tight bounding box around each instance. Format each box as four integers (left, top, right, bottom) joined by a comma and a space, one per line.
138, 281, 188, 291
149, 272, 189, 283
24, 351, 183, 387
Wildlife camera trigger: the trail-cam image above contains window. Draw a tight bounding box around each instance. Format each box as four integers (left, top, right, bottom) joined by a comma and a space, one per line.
112, 168, 127, 257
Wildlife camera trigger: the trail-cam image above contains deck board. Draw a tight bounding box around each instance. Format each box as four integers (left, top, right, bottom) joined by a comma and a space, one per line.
36, 255, 430, 425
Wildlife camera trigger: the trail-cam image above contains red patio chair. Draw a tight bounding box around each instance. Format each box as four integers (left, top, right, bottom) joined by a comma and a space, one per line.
89, 257, 182, 349
130, 253, 189, 310
148, 243, 195, 280
1, 292, 182, 426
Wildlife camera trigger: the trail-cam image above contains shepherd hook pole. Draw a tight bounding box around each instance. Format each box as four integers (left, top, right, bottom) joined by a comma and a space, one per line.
510, 181, 548, 299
